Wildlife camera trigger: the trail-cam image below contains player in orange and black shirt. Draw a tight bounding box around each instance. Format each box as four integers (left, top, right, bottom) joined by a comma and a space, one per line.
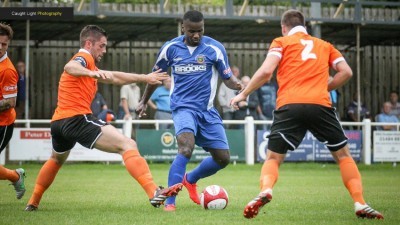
0, 23, 26, 200
25, 25, 183, 212
231, 10, 383, 220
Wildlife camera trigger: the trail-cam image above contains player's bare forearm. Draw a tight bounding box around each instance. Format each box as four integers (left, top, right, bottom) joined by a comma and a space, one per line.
140, 84, 158, 104
223, 76, 242, 91
241, 54, 279, 96
109, 70, 168, 86
0, 97, 16, 112
107, 71, 145, 85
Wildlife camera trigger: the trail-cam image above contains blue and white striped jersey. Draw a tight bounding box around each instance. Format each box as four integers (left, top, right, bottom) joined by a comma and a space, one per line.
153, 35, 232, 111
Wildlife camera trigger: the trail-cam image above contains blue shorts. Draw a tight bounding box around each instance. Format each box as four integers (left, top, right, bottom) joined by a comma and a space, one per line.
172, 107, 229, 151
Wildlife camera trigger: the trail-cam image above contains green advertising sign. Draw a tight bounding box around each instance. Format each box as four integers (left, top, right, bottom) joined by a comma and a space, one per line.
137, 129, 245, 162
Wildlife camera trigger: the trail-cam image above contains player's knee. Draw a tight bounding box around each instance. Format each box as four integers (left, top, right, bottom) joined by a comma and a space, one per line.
119, 138, 138, 153
178, 148, 193, 158
213, 153, 230, 168
218, 156, 230, 168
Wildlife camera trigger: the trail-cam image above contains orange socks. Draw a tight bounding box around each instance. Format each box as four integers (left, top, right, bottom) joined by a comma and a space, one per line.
339, 157, 365, 204
0, 165, 19, 182
123, 150, 157, 198
28, 159, 62, 207
260, 159, 279, 191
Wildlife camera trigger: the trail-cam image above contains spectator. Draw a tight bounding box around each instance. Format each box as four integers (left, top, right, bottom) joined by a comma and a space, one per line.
389, 90, 400, 119
147, 77, 173, 129
90, 92, 108, 120
346, 93, 370, 122
118, 83, 140, 120
257, 78, 278, 129
217, 65, 240, 128
330, 89, 341, 119
233, 76, 260, 129
376, 101, 399, 130
16, 60, 26, 119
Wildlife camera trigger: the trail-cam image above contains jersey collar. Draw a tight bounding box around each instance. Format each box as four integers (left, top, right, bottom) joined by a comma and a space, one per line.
78, 48, 91, 54
0, 51, 8, 63
288, 26, 308, 36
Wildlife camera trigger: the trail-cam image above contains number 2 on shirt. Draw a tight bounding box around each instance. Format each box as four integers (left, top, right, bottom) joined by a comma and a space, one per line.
300, 39, 317, 61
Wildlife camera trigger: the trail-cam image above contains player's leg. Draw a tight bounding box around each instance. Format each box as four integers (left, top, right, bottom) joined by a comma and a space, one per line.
0, 124, 26, 199
331, 147, 383, 219
163, 110, 198, 209
94, 124, 159, 197
188, 149, 230, 183
244, 104, 306, 219
164, 132, 195, 209
94, 123, 182, 207
309, 105, 383, 219
182, 108, 231, 205
25, 149, 70, 211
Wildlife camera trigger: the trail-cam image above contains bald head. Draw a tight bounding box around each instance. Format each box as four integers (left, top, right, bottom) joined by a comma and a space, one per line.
241, 76, 251, 86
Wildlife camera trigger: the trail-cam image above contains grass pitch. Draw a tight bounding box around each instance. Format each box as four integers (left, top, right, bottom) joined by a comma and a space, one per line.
1, 162, 399, 225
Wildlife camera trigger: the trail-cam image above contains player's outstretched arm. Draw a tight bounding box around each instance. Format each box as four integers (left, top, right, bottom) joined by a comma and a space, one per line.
101, 69, 168, 85
230, 55, 279, 110
64, 60, 112, 80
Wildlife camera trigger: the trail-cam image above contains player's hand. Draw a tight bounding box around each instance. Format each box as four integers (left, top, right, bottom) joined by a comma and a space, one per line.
230, 92, 247, 110
238, 101, 248, 108
236, 82, 244, 92
136, 102, 148, 118
145, 69, 169, 85
90, 70, 113, 80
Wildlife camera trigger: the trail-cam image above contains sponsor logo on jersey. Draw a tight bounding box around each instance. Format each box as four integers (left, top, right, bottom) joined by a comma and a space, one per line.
153, 65, 159, 70
174, 64, 207, 74
3, 85, 17, 92
195, 55, 205, 64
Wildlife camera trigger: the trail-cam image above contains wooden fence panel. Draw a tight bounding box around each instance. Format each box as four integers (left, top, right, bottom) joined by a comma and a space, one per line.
8, 43, 400, 120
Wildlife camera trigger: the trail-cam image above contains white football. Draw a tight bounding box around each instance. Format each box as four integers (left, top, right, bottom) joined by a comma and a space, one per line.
200, 185, 229, 210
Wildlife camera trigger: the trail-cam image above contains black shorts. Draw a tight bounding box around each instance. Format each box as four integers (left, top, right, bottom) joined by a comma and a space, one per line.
267, 104, 347, 154
0, 124, 14, 153
51, 114, 107, 153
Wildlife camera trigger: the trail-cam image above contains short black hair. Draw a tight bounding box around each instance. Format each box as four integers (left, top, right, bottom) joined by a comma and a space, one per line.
183, 10, 204, 23
281, 9, 305, 29
79, 25, 107, 48
0, 22, 13, 40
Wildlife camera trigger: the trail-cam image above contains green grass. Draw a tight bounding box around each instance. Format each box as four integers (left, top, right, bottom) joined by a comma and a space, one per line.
1, 162, 399, 225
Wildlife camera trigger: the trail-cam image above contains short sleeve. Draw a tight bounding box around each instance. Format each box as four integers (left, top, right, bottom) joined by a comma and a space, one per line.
1, 69, 18, 99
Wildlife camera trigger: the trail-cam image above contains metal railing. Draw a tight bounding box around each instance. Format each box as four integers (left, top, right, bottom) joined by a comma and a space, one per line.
11, 118, 400, 165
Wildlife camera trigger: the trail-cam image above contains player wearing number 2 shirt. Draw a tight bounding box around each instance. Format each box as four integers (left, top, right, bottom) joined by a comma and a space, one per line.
230, 9, 383, 220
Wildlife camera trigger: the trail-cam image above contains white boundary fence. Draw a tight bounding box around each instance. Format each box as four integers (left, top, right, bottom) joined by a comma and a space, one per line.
6, 118, 400, 166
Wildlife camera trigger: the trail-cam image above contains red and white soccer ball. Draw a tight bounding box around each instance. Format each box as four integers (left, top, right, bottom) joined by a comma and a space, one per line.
200, 185, 229, 210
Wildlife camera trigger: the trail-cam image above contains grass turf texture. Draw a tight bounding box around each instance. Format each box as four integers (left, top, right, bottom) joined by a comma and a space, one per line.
1, 162, 399, 225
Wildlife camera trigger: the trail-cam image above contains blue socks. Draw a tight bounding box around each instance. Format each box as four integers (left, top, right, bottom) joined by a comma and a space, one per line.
165, 154, 189, 205
165, 154, 224, 205
187, 156, 223, 184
